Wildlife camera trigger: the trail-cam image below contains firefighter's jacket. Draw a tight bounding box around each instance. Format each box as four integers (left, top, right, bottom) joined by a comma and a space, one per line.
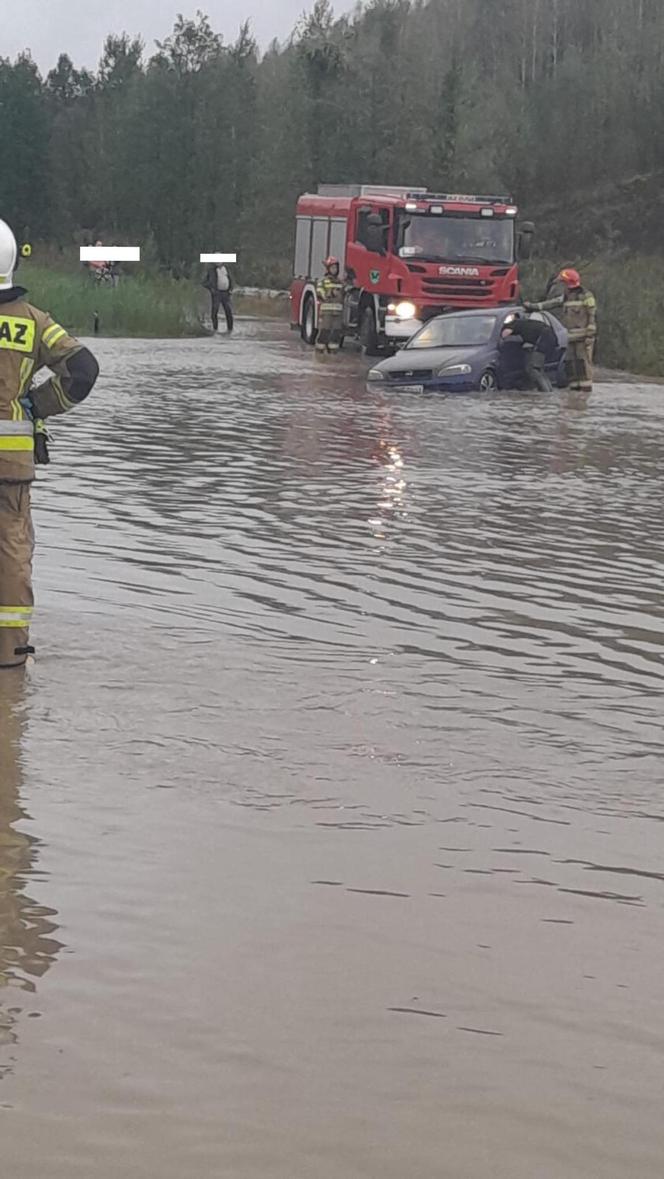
532, 287, 597, 344
316, 274, 344, 314
0, 288, 97, 483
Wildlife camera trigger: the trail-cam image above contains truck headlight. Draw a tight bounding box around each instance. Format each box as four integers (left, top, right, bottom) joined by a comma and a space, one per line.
438, 363, 472, 376
394, 301, 416, 319
367, 368, 385, 381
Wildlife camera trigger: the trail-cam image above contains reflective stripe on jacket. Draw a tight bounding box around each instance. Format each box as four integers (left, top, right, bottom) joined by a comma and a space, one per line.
0, 296, 83, 482
0, 421, 34, 452
532, 288, 597, 343
563, 291, 597, 342
316, 276, 344, 311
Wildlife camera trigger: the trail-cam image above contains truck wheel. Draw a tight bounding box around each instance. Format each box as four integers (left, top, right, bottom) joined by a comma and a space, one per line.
301, 295, 317, 345
360, 306, 380, 357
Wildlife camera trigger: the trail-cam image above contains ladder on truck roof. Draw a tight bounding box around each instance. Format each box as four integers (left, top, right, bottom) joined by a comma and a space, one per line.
408, 191, 513, 204
315, 184, 513, 204
316, 183, 427, 199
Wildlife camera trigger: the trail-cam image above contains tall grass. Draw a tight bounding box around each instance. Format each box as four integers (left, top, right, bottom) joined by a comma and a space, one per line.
21, 262, 289, 336
521, 254, 664, 377
22, 265, 208, 338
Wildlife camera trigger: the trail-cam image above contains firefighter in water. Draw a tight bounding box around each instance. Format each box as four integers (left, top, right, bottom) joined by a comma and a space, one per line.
526, 268, 597, 392
315, 256, 344, 355
0, 219, 99, 669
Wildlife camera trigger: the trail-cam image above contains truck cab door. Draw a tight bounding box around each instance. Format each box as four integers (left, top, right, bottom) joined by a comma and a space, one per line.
347, 206, 391, 291
361, 207, 390, 256
344, 268, 360, 329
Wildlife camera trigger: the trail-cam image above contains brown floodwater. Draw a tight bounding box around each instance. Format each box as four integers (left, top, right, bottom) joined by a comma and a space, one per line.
1, 320, 663, 1177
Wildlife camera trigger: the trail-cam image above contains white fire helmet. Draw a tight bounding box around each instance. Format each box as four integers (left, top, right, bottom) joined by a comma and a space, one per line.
0, 220, 18, 290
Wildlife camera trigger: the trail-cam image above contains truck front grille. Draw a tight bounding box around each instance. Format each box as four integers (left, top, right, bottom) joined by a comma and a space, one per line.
421, 277, 494, 299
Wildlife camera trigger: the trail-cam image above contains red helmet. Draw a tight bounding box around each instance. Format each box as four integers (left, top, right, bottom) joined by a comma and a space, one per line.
324, 256, 339, 271
559, 267, 581, 289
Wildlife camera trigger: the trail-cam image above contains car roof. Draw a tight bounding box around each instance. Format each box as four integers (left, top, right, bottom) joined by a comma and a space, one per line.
426, 307, 524, 321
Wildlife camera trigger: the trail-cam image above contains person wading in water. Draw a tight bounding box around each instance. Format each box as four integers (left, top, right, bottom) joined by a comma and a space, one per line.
203, 261, 234, 333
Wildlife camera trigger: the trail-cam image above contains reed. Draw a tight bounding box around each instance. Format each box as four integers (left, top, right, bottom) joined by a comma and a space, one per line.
22, 265, 208, 338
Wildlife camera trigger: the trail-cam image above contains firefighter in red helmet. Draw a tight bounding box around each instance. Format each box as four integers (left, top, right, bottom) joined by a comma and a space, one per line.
315, 256, 344, 355
526, 268, 597, 392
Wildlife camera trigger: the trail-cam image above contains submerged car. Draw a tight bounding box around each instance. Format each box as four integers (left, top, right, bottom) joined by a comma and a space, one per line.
366, 307, 568, 393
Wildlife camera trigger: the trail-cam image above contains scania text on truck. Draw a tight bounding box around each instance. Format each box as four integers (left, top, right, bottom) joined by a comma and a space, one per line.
290, 184, 534, 354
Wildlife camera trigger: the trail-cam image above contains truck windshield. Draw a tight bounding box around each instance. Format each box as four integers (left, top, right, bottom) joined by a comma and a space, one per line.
396, 213, 515, 264
407, 315, 498, 349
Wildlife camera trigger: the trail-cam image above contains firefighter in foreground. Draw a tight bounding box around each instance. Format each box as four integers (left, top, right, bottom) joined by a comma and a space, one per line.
525, 268, 597, 392
0, 220, 99, 669
315, 256, 344, 354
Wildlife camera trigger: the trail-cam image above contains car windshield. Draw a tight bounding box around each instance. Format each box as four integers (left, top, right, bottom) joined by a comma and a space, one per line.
396, 213, 514, 264
407, 315, 498, 349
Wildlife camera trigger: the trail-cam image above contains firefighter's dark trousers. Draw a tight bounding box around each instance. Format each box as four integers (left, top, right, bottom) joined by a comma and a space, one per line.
523, 344, 553, 392
0, 484, 34, 669
316, 308, 343, 353
566, 339, 594, 392
210, 291, 234, 332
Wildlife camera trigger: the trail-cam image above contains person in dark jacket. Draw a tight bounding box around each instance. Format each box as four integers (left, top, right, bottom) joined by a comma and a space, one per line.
501, 313, 556, 391
202, 262, 234, 333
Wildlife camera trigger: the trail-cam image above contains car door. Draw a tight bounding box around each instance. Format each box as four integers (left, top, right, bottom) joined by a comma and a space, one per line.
527, 311, 559, 363
496, 317, 526, 387
548, 310, 568, 357
540, 312, 560, 363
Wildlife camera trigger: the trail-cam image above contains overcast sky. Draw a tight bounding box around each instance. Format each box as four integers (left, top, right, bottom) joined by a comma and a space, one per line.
7, 0, 352, 74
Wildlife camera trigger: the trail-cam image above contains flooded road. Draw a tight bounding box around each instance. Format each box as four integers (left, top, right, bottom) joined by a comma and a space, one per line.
2, 319, 663, 1177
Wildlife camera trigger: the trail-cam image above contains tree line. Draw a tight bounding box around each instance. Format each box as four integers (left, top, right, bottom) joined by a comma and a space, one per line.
1, 0, 662, 286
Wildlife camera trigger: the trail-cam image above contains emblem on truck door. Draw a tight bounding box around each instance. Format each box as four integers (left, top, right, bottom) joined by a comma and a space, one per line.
369, 269, 380, 284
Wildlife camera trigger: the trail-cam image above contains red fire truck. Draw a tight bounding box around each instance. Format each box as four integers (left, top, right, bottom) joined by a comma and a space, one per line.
290, 184, 534, 353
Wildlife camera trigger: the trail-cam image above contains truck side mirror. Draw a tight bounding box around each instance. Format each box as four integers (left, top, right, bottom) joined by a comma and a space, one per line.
518, 222, 535, 261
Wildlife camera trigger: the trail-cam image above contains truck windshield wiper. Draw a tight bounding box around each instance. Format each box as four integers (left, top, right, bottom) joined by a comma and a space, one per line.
446, 255, 502, 265
406, 254, 511, 265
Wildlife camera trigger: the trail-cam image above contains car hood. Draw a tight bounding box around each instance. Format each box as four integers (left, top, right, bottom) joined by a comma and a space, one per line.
377, 345, 489, 375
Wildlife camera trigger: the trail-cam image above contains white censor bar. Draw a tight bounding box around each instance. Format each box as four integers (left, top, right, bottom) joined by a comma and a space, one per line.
80, 246, 141, 262
200, 253, 237, 263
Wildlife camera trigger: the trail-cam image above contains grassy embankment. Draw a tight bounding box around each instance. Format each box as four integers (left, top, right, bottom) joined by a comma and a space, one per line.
24, 264, 206, 338
22, 263, 289, 339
